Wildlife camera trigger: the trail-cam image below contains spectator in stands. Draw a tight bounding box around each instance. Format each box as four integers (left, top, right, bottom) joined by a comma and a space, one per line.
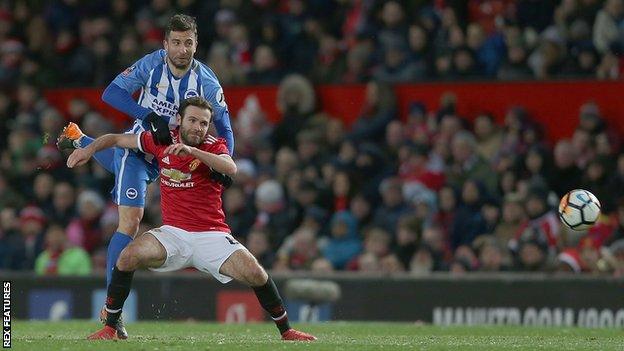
253, 179, 297, 250
348, 227, 392, 271
407, 24, 431, 78
349, 194, 373, 232
450, 179, 487, 249
275, 227, 320, 271
494, 193, 527, 244
376, 1, 408, 53
582, 156, 612, 211
515, 231, 551, 272
409, 245, 434, 275
5, 206, 46, 270
497, 43, 534, 80
592, 0, 623, 54
398, 143, 445, 192
349, 81, 397, 144
528, 28, 566, 79
312, 34, 346, 83
372, 177, 410, 235
35, 223, 92, 276
549, 139, 583, 197
474, 236, 510, 272
247, 45, 282, 85
66, 190, 104, 254
246, 229, 275, 269
394, 216, 420, 270
206, 42, 245, 86
342, 41, 373, 83
224, 185, 256, 240
447, 130, 498, 195
321, 211, 362, 270
510, 186, 560, 259
451, 46, 481, 78
373, 42, 423, 83
33, 172, 54, 212
474, 113, 503, 162
331, 171, 353, 213
272, 74, 316, 149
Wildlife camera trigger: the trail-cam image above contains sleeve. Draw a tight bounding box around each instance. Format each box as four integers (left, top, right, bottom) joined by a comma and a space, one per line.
111, 50, 161, 94
102, 84, 152, 120
138, 131, 159, 156
203, 83, 234, 155
103, 50, 162, 120
206, 137, 230, 155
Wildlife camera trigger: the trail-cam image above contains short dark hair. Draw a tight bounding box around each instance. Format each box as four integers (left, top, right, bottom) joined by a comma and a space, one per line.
179, 96, 213, 119
166, 14, 198, 39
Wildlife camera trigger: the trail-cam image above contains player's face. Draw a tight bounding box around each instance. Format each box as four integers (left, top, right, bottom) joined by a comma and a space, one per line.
179, 106, 211, 147
164, 30, 197, 70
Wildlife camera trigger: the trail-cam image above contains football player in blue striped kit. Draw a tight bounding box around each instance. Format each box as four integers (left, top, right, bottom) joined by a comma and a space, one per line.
57, 14, 234, 338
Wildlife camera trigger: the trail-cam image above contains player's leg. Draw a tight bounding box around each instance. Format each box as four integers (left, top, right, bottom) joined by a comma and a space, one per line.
97, 149, 153, 339
56, 122, 116, 173
89, 232, 167, 340
220, 249, 316, 341
106, 148, 154, 286
106, 205, 142, 285
193, 235, 315, 341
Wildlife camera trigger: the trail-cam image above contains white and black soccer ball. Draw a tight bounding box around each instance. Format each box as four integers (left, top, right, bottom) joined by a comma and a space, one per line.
558, 189, 601, 231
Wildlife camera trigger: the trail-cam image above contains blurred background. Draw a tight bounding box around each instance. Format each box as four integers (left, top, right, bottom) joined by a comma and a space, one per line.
1, 0, 624, 326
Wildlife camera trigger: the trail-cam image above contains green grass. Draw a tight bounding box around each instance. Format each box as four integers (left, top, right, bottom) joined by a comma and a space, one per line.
9, 320, 624, 350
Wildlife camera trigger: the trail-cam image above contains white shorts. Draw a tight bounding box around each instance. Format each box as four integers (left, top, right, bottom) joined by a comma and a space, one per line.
147, 225, 246, 284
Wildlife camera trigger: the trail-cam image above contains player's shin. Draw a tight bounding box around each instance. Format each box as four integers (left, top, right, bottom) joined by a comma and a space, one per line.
105, 265, 134, 327
252, 276, 290, 334
79, 135, 116, 173
106, 232, 133, 286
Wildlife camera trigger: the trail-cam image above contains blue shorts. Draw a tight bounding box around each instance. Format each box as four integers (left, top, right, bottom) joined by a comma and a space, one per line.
111, 142, 159, 208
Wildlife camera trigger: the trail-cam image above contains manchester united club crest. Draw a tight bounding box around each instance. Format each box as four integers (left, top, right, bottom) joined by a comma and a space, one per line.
189, 159, 201, 172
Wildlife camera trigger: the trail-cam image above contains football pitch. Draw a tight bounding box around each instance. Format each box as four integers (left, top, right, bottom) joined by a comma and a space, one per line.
9, 320, 624, 350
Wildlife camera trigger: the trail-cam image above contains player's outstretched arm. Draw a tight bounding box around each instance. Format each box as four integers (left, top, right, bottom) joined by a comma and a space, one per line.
102, 83, 152, 121
213, 113, 234, 155
101, 51, 160, 121
164, 143, 237, 176
67, 134, 138, 168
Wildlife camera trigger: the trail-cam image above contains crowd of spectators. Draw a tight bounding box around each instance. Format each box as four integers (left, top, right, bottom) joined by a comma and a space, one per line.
1, 72, 624, 277
1, 0, 624, 89
1, 1, 624, 277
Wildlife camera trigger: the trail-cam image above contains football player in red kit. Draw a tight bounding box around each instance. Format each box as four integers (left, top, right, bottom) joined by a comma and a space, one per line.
67, 97, 315, 342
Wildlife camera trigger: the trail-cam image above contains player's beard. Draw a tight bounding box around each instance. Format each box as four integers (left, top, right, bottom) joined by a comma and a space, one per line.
181, 129, 203, 147
168, 55, 192, 70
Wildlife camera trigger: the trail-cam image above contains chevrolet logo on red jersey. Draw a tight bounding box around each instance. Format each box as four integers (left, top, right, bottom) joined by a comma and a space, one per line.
161, 168, 191, 183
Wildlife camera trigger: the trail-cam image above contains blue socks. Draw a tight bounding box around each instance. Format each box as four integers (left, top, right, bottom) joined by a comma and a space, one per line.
78, 135, 116, 173
106, 231, 133, 286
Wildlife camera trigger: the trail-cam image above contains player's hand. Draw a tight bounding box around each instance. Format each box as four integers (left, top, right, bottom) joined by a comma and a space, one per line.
145, 112, 172, 145
67, 148, 94, 168
164, 143, 194, 157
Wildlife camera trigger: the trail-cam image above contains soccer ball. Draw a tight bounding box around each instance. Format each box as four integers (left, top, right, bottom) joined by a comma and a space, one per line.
558, 189, 601, 231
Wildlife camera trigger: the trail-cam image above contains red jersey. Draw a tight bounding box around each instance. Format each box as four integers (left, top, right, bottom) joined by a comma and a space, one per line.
139, 130, 230, 233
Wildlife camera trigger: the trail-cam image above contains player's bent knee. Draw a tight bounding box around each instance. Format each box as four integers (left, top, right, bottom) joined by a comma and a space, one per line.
116, 247, 138, 271
116, 243, 144, 271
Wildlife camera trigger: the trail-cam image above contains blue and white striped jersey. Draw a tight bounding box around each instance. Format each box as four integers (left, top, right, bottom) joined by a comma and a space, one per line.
111, 49, 233, 152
